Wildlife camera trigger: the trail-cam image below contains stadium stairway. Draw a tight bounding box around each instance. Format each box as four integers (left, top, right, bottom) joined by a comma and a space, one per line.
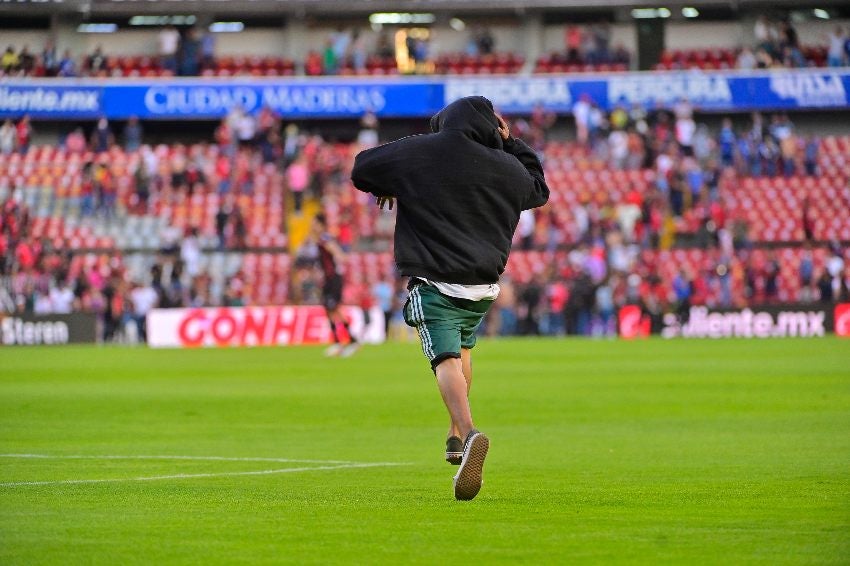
286, 197, 321, 254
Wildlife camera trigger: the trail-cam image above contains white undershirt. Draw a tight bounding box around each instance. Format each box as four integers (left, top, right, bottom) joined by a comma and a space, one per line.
419, 278, 500, 301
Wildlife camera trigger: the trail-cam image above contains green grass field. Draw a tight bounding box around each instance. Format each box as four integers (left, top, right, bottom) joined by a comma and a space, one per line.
1, 338, 849, 565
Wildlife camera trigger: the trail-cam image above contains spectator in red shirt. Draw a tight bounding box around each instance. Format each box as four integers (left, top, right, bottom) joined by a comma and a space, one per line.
545, 277, 568, 335
215, 154, 231, 194
214, 118, 233, 153
0, 234, 7, 274
565, 26, 583, 62
305, 50, 323, 76
15, 240, 35, 270
16, 115, 32, 154
337, 211, 354, 252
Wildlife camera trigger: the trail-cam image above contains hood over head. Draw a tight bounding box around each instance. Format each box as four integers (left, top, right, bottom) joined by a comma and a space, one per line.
429, 96, 503, 150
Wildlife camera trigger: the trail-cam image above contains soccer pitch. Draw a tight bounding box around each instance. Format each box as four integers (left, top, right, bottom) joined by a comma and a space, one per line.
1, 338, 848, 564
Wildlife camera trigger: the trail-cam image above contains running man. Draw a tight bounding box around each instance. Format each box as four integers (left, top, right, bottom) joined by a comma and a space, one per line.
351, 96, 549, 499
313, 214, 359, 357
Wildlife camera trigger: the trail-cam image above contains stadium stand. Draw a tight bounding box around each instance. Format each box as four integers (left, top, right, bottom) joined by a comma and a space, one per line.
1, 6, 849, 341
433, 52, 526, 75
2, 14, 846, 79
3, 42, 836, 78
652, 46, 830, 70
3, 125, 849, 336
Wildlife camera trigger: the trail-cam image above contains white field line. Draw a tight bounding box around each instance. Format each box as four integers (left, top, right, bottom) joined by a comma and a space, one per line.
0, 454, 357, 465
0, 454, 410, 487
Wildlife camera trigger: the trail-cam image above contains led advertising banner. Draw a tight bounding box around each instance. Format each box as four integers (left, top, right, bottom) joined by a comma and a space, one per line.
146, 305, 385, 348
619, 303, 849, 339
2, 69, 848, 120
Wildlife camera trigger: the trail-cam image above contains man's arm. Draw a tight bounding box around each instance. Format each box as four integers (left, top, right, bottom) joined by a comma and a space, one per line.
351, 141, 407, 198
351, 147, 388, 197
496, 114, 549, 210
352, 141, 413, 210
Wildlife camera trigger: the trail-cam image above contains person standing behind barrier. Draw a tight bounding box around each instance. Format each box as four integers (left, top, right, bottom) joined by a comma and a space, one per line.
15, 116, 31, 155
573, 94, 591, 145
129, 281, 159, 344
286, 153, 310, 215
124, 117, 143, 152
200, 30, 216, 72
0, 120, 15, 155
180, 27, 200, 76
826, 26, 847, 67
158, 25, 180, 73
91, 117, 113, 154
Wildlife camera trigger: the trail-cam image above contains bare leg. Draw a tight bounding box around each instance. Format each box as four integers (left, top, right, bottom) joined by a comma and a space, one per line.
449, 349, 473, 439
435, 357, 474, 441
326, 308, 340, 344
461, 347, 473, 392
330, 307, 357, 345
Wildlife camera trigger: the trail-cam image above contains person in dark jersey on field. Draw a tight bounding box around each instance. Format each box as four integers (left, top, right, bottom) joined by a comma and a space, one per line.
313, 214, 359, 357
351, 96, 549, 500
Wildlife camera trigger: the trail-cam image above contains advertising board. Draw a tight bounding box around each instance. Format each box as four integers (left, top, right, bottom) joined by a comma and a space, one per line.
0, 313, 98, 346
618, 303, 849, 339
3, 69, 847, 119
147, 305, 385, 348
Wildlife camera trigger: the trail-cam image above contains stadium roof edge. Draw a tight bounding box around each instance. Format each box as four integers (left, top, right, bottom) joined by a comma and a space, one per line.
2, 0, 849, 16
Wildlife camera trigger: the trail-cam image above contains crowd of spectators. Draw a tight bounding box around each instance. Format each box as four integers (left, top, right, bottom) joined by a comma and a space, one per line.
0, 103, 360, 341
4, 15, 848, 79
0, 197, 115, 322
304, 27, 504, 76
573, 97, 821, 226
494, 98, 844, 337
0, 26, 216, 78
1, 96, 848, 341
0, 184, 263, 341
735, 16, 848, 70
306, 28, 391, 76
0, 117, 32, 155
0, 207, 233, 342
553, 22, 631, 68
478, 242, 850, 339
825, 25, 850, 67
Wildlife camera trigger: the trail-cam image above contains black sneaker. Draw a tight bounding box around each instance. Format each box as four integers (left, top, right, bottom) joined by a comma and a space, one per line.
453, 429, 489, 501
445, 436, 463, 465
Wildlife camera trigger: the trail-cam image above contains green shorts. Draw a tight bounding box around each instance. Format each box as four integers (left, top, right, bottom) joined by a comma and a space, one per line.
403, 281, 494, 372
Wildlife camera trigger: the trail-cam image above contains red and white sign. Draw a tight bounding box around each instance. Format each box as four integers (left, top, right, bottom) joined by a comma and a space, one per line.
147, 305, 385, 348
835, 304, 850, 337
618, 304, 650, 339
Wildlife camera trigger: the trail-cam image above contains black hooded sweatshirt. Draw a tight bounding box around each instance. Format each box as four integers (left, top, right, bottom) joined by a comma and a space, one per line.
350, 96, 549, 285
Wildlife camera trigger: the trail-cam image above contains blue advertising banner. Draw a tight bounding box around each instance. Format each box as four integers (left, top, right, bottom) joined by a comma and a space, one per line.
0, 78, 444, 120
444, 71, 850, 112
103, 79, 445, 118
1, 69, 848, 120
0, 84, 102, 118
